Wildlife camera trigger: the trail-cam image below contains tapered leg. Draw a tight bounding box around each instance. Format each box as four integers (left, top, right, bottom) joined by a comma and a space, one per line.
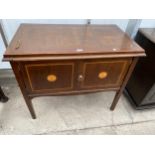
110, 90, 122, 110
23, 96, 36, 119
11, 62, 37, 119
110, 57, 139, 111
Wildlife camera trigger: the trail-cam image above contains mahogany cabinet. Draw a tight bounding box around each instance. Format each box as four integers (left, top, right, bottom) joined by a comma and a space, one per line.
3, 24, 145, 119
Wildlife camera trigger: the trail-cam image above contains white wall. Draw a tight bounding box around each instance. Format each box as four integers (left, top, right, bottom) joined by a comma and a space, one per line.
91, 19, 129, 31
140, 19, 155, 28
0, 34, 11, 69
127, 19, 155, 39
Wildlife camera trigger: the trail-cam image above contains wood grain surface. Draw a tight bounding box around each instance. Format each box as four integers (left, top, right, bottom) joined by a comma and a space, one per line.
3, 24, 145, 61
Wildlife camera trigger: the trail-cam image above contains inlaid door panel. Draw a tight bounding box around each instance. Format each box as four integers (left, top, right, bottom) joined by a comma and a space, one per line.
22, 61, 75, 93
80, 58, 131, 89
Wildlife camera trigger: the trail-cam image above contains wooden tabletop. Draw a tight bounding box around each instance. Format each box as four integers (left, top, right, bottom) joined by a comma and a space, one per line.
3, 24, 145, 61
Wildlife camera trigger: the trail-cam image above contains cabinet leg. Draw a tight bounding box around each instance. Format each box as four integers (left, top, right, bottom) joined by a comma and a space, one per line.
11, 62, 37, 119
110, 90, 121, 110
110, 57, 139, 111
24, 96, 36, 119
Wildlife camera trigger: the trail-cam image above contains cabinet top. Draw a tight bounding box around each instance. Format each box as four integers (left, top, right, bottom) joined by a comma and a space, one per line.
3, 24, 145, 61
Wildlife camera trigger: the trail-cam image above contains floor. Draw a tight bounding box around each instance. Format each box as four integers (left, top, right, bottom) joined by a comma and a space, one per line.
0, 70, 155, 135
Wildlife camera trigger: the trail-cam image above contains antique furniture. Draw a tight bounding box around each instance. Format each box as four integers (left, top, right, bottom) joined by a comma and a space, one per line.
0, 21, 9, 103
125, 28, 155, 109
3, 24, 145, 119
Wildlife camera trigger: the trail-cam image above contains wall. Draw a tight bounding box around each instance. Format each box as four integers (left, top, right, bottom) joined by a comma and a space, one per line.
91, 19, 129, 31
0, 34, 9, 68
140, 19, 155, 28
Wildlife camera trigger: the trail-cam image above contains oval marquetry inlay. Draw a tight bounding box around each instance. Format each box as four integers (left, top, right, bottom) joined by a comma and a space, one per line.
47, 74, 57, 82
98, 71, 108, 79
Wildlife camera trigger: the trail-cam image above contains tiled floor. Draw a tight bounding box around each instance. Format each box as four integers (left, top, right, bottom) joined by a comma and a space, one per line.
0, 71, 155, 135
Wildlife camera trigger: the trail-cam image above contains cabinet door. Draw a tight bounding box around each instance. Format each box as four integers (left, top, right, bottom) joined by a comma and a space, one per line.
79, 58, 131, 89
22, 61, 76, 93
